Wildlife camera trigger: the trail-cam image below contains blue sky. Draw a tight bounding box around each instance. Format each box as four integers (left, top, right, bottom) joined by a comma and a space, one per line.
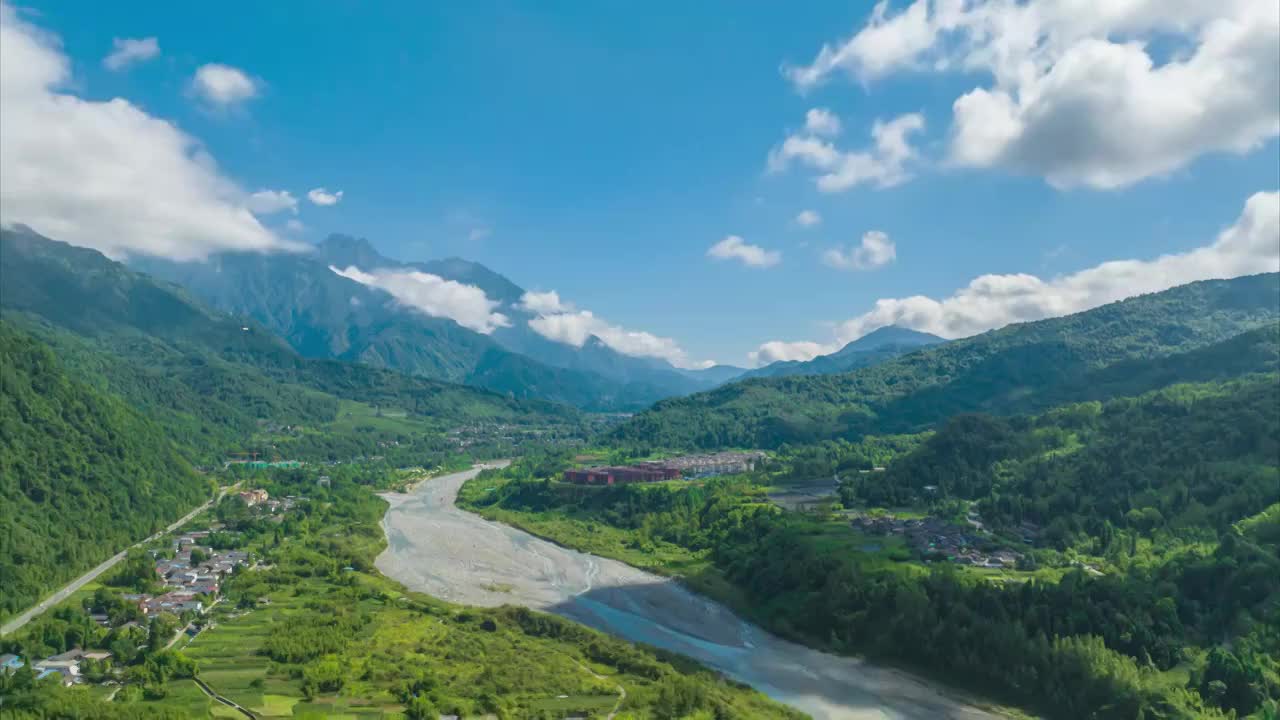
3, 1, 1278, 367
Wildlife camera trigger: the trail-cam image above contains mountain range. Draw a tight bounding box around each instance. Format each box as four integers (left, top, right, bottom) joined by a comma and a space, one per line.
131, 234, 742, 411
0, 225, 586, 616
0, 227, 576, 449
614, 272, 1280, 449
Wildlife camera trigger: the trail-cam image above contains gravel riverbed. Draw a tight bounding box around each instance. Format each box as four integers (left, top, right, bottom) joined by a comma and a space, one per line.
376, 466, 1005, 720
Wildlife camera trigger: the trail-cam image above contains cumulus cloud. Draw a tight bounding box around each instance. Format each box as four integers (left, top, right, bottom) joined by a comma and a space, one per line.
707, 235, 782, 268
784, 0, 1279, 189
822, 230, 896, 270
191, 63, 258, 106
518, 291, 710, 369
517, 289, 572, 315
748, 341, 829, 367
103, 36, 159, 71
245, 189, 298, 216
768, 111, 925, 192
0, 5, 297, 261
795, 209, 822, 227
330, 265, 510, 334
804, 108, 842, 137
284, 219, 305, 233
748, 190, 1280, 365
308, 188, 343, 206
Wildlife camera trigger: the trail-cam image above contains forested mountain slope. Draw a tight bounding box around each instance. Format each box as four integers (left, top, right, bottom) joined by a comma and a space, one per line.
129, 234, 720, 410
852, 373, 1280, 540
0, 228, 579, 462
615, 274, 1280, 449
473, 371, 1280, 718
0, 320, 209, 619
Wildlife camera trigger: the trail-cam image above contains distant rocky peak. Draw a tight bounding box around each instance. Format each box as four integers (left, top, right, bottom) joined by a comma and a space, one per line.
316, 234, 395, 270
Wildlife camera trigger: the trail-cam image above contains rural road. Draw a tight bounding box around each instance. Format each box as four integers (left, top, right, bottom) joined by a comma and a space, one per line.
378, 467, 1004, 720
0, 484, 235, 637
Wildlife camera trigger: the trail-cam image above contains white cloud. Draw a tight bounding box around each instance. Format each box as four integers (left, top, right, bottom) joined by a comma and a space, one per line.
517, 290, 573, 315
707, 235, 782, 268
795, 209, 822, 227
0, 5, 297, 261
330, 265, 510, 334
308, 188, 343, 206
768, 112, 925, 192
822, 230, 896, 270
284, 218, 305, 233
191, 63, 258, 106
103, 37, 159, 71
467, 226, 491, 242
245, 189, 298, 216
785, 0, 1279, 189
804, 108, 842, 137
748, 341, 829, 367
519, 291, 710, 369
748, 190, 1280, 364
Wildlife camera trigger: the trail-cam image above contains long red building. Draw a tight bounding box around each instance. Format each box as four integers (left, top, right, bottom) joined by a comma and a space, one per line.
562, 465, 681, 485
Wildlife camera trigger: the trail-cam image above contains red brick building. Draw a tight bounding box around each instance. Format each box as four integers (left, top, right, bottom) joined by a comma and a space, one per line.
562, 465, 681, 485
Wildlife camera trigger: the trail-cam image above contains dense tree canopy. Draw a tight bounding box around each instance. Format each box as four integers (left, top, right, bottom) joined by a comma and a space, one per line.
0, 321, 209, 618
615, 277, 1279, 450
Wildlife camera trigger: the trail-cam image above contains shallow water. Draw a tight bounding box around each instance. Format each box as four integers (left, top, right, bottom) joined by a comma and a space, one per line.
376, 467, 1004, 720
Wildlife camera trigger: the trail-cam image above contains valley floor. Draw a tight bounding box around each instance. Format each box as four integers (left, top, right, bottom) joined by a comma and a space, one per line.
380, 467, 1008, 720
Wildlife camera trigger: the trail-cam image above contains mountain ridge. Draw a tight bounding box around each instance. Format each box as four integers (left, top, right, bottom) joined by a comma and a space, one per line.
739, 325, 946, 381
614, 273, 1280, 449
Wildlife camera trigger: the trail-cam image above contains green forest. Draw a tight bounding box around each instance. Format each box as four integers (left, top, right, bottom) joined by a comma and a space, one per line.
463, 375, 1280, 718
0, 321, 210, 619
614, 276, 1280, 450
0, 232, 583, 623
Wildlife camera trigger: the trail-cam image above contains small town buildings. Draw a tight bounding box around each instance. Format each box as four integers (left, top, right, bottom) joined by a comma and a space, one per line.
238, 489, 269, 506
563, 465, 680, 485
36, 666, 77, 685
34, 650, 89, 686
562, 452, 767, 485
0, 653, 23, 673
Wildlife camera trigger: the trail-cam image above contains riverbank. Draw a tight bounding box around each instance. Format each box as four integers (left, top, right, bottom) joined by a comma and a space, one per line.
378, 466, 1007, 720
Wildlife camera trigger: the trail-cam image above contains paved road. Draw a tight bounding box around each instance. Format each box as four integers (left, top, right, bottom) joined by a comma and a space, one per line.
378, 467, 1004, 720
0, 484, 235, 637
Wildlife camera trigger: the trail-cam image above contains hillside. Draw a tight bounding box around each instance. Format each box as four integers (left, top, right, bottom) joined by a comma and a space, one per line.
0, 320, 210, 619
852, 373, 1280, 537
737, 326, 945, 381
0, 228, 580, 463
469, 372, 1280, 719
130, 234, 722, 410
614, 274, 1280, 449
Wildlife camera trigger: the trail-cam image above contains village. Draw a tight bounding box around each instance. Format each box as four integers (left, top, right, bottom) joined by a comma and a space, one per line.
561, 451, 767, 485
0, 488, 287, 688
849, 511, 1026, 569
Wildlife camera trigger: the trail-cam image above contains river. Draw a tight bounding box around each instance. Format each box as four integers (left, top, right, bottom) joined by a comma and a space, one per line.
375, 466, 1003, 720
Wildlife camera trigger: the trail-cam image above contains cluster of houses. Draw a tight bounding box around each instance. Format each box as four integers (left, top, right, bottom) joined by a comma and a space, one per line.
658, 451, 767, 478
1, 649, 113, 686
236, 488, 300, 515
562, 451, 768, 485
125, 531, 252, 619
0, 527, 261, 688
851, 512, 1024, 569
445, 422, 588, 450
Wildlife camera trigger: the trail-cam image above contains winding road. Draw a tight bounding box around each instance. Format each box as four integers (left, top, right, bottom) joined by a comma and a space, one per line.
376, 466, 1004, 720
